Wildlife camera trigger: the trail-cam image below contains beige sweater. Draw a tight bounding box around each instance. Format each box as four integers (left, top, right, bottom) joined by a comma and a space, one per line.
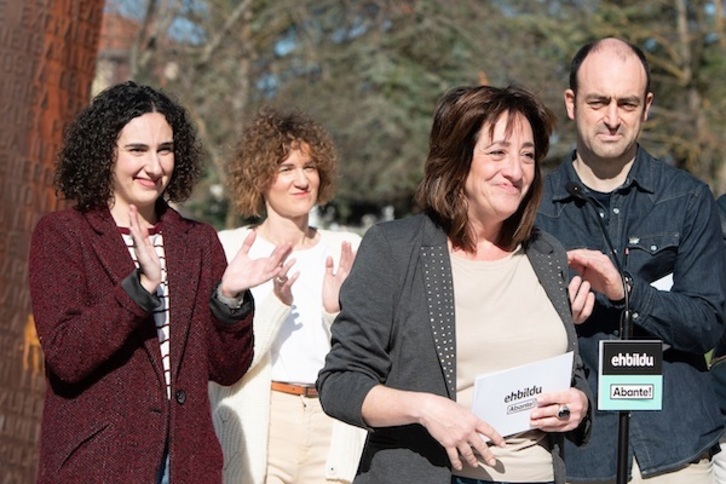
209, 226, 366, 484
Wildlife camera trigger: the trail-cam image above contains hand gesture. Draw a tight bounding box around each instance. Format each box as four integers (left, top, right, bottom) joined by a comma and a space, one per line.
568, 275, 595, 324
530, 387, 589, 433
219, 231, 293, 298
272, 259, 299, 306
128, 205, 161, 293
567, 249, 624, 301
322, 241, 355, 313
418, 393, 505, 471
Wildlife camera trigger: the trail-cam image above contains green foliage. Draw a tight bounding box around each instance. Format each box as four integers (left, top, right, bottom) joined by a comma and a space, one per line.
113, 0, 726, 226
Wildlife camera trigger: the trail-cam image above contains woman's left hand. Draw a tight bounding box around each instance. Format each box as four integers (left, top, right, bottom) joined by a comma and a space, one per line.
322, 241, 355, 313
530, 388, 588, 432
569, 275, 595, 324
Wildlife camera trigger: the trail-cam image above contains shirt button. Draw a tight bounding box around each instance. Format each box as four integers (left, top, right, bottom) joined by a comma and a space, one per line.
175, 390, 187, 405
650, 245, 657, 251
613, 330, 620, 337
632, 312, 639, 320
613, 208, 620, 214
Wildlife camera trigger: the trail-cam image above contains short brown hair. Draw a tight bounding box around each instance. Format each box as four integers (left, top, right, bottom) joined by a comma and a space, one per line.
227, 107, 337, 217
415, 85, 556, 252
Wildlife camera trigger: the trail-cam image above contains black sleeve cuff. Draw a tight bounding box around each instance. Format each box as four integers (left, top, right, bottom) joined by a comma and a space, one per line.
209, 284, 254, 325
121, 269, 161, 312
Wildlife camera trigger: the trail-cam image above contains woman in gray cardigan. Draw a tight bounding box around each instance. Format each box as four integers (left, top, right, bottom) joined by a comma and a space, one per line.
317, 85, 592, 484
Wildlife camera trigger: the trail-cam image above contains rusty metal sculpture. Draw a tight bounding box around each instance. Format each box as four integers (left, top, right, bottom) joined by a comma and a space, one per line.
0, 0, 103, 480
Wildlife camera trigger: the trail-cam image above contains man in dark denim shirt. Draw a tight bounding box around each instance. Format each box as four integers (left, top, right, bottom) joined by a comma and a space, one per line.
711, 194, 726, 483
537, 37, 726, 483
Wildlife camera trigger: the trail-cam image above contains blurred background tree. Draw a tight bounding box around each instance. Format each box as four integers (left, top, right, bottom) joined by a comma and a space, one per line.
101, 0, 726, 229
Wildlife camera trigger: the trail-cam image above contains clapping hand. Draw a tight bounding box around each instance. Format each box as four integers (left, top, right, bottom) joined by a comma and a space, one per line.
568, 275, 595, 324
219, 231, 293, 298
567, 249, 625, 302
128, 205, 161, 294
272, 258, 299, 306
322, 241, 355, 313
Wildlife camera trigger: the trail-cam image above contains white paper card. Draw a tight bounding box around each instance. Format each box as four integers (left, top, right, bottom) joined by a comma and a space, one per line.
649, 273, 673, 351
470, 351, 574, 439
650, 273, 673, 291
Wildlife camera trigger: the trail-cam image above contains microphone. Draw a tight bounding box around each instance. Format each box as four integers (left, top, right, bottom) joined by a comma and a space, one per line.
564, 181, 630, 334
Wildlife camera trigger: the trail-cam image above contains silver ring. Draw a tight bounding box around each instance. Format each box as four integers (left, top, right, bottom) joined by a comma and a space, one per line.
557, 404, 571, 420
275, 276, 286, 284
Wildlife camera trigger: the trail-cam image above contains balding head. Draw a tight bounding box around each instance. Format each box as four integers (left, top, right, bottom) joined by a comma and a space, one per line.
569, 37, 651, 97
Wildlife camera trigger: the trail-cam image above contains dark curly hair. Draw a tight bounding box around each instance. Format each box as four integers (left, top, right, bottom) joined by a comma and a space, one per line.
227, 107, 337, 217
55, 81, 204, 211
415, 85, 556, 253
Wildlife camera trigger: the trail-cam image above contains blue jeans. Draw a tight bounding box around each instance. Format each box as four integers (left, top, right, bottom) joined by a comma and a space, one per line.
451, 478, 553, 484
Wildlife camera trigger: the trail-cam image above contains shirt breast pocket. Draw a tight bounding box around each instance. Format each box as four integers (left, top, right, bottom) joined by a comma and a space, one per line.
626, 233, 680, 283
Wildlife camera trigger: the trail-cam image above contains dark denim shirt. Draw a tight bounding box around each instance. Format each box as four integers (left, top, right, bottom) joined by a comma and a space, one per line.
710, 195, 726, 414
536, 146, 726, 480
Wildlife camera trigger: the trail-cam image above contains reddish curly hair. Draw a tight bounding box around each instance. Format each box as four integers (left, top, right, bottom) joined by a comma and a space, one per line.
227, 107, 337, 217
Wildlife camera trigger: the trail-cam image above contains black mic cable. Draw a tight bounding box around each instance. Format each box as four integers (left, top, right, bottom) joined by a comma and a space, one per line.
565, 180, 633, 484
565, 181, 631, 337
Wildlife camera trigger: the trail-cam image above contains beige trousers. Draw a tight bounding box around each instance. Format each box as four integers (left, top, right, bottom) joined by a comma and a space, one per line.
266, 389, 335, 484
568, 454, 714, 484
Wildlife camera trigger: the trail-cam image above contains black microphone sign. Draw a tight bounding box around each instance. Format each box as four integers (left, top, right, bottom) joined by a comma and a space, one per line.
598, 340, 663, 411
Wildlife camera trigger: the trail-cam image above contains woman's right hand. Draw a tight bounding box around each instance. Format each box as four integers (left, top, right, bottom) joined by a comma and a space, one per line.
219, 230, 293, 298
417, 393, 505, 471
128, 204, 161, 293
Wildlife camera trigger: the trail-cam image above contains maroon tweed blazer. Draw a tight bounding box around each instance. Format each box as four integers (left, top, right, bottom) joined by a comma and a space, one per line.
28, 203, 254, 483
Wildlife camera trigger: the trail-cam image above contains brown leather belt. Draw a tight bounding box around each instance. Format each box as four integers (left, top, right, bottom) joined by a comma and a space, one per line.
271, 381, 319, 398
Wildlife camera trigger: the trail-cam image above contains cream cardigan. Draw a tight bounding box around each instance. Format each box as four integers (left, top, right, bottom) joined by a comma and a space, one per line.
209, 226, 366, 484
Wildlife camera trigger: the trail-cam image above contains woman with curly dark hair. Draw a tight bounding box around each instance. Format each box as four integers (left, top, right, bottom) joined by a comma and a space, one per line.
209, 107, 365, 484
29, 81, 292, 483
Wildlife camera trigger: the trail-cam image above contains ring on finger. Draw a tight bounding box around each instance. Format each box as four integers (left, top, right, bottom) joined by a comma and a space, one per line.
275, 276, 286, 284
557, 404, 571, 420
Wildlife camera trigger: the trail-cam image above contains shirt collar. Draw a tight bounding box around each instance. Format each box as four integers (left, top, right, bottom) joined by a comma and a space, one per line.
551, 144, 655, 202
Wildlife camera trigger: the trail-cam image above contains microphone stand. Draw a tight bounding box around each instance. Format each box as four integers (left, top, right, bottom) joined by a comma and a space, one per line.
566, 182, 632, 484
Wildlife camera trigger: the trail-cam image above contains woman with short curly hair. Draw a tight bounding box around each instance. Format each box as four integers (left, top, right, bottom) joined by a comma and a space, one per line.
29, 81, 292, 483
226, 107, 337, 218
210, 107, 365, 484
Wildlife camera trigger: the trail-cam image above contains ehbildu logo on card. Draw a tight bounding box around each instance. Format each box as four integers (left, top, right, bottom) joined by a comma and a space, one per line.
504, 385, 542, 415
602, 345, 662, 376
598, 340, 663, 411
610, 353, 655, 368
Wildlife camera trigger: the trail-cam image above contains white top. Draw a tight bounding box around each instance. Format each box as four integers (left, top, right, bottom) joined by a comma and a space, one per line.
248, 234, 331, 384
209, 226, 367, 484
